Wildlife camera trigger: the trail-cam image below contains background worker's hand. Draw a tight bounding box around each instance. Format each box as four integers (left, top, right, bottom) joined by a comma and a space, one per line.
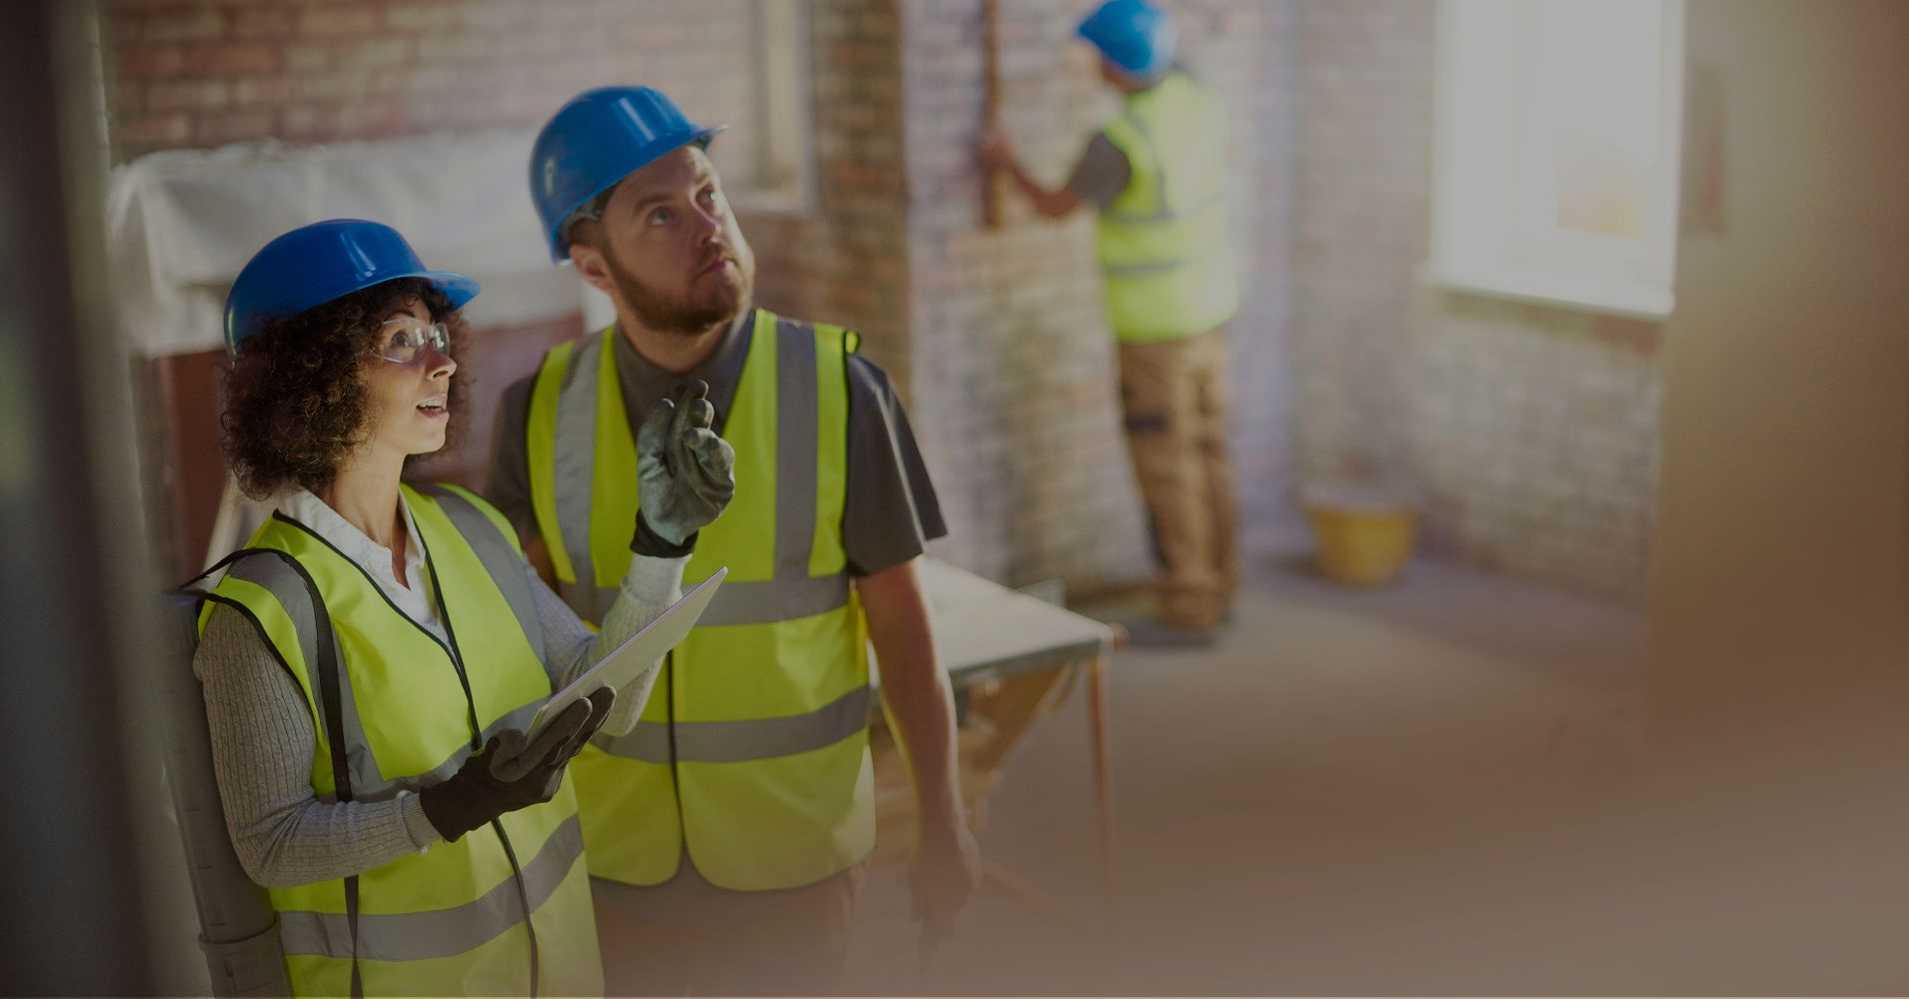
634, 379, 736, 554
978, 127, 1015, 172
911, 816, 981, 949
418, 687, 614, 842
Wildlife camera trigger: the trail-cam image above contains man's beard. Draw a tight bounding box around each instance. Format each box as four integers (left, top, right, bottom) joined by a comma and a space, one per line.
603, 243, 751, 338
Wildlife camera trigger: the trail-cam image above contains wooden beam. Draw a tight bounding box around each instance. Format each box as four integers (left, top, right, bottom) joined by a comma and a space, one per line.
981, 0, 1003, 229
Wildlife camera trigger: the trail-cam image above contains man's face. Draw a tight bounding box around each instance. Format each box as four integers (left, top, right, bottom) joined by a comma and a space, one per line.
571, 146, 756, 337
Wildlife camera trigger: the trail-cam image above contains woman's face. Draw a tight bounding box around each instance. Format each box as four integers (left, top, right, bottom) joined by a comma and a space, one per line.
359, 295, 457, 462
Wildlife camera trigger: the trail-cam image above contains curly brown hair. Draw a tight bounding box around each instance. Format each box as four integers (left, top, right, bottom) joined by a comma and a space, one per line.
220, 278, 472, 499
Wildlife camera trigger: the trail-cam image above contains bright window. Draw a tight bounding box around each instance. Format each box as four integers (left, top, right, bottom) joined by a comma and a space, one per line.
721, 0, 816, 214
1429, 0, 1685, 319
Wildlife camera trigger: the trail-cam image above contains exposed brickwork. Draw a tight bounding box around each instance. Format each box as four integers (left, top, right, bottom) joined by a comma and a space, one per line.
898, 0, 1295, 588
115, 0, 1657, 602
105, 0, 759, 170
111, 0, 1292, 594
109, 0, 915, 574
748, 0, 912, 394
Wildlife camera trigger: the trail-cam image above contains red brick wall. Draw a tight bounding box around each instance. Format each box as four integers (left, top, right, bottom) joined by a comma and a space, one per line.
107, 0, 757, 167
750, 0, 911, 382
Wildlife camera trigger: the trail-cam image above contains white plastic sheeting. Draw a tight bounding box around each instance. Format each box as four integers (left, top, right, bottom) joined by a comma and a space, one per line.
106, 128, 597, 356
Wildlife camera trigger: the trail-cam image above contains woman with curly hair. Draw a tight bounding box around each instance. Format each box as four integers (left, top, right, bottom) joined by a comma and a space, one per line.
187, 219, 735, 997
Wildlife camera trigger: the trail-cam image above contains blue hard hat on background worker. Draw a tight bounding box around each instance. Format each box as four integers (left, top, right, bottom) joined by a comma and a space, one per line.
1076, 0, 1177, 79
527, 85, 726, 263
223, 218, 478, 355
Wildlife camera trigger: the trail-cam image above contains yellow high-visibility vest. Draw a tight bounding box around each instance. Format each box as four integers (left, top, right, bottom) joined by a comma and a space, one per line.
1096, 70, 1240, 342
525, 309, 874, 890
199, 483, 601, 997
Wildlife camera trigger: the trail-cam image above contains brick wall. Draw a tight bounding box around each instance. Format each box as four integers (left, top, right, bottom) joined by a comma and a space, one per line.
1290, 0, 1662, 601
898, 0, 1296, 586
110, 0, 1654, 599
109, 0, 1299, 593
753, 0, 911, 384
1212, 0, 1299, 556
107, 0, 757, 170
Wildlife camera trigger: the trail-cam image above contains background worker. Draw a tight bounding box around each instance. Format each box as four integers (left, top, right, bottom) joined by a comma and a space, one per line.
488, 86, 978, 994
981, 0, 1242, 645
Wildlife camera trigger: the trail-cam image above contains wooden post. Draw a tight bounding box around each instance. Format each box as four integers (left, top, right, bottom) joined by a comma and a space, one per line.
1087, 649, 1116, 895
981, 0, 1003, 229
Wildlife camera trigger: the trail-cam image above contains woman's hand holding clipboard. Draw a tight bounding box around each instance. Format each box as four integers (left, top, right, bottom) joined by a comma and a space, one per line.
522, 567, 728, 744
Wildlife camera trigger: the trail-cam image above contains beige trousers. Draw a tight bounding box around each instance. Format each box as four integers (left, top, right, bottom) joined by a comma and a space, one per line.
1116, 326, 1241, 629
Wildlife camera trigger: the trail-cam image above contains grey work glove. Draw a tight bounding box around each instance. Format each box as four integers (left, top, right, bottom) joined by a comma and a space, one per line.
418, 687, 615, 842
634, 379, 736, 554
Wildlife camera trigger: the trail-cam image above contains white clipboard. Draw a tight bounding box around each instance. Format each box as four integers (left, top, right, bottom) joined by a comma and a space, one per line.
525, 567, 727, 740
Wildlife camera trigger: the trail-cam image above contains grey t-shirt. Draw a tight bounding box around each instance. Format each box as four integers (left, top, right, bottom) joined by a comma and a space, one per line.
1067, 67, 1213, 212
488, 308, 947, 577
1064, 131, 1134, 211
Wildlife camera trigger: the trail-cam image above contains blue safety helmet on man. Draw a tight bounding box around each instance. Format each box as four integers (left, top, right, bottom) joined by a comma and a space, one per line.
1076, 0, 1177, 79
223, 218, 479, 356
528, 86, 726, 263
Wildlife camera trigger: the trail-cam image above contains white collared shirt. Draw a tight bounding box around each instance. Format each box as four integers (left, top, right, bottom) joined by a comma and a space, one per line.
276, 487, 445, 642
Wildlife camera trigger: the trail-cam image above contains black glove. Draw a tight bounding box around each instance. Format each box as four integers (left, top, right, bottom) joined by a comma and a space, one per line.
419, 687, 616, 842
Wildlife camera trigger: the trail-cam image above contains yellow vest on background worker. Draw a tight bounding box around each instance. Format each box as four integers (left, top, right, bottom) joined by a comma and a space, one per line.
1096, 69, 1240, 343
199, 484, 601, 998
525, 308, 876, 891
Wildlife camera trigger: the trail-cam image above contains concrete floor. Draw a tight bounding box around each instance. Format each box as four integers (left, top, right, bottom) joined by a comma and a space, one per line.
846, 554, 1651, 994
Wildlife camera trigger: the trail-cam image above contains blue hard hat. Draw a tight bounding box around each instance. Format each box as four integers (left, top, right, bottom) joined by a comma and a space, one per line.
529, 86, 726, 263
1076, 0, 1176, 79
223, 219, 479, 356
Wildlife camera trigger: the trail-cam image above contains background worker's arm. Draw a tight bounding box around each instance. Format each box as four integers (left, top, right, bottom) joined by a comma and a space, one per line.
982, 128, 1085, 219
981, 127, 1132, 221
835, 353, 974, 927
859, 558, 979, 926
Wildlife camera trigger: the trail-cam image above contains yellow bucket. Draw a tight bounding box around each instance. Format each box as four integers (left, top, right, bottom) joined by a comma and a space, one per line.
1304, 486, 1418, 587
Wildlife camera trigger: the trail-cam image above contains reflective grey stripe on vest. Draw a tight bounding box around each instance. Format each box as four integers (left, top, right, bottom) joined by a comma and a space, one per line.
773, 323, 820, 580
424, 486, 547, 666
1100, 90, 1225, 241
226, 555, 382, 799
554, 331, 606, 619
228, 530, 551, 803
552, 319, 851, 629
1103, 109, 1177, 225
276, 814, 584, 961
598, 685, 871, 764
576, 575, 851, 630
1104, 258, 1191, 277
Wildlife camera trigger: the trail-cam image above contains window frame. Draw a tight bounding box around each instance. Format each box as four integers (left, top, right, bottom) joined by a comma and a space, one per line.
724, 0, 818, 216
1426, 0, 1686, 320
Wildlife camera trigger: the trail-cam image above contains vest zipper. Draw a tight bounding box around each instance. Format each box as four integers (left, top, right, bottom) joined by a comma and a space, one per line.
491, 818, 539, 999
419, 520, 540, 999
666, 650, 686, 822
